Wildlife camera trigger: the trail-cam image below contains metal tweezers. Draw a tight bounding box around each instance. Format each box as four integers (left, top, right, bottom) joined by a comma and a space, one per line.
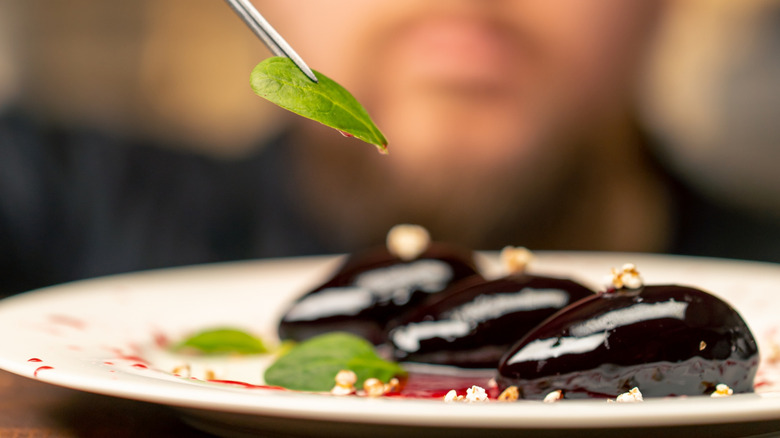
224, 0, 318, 83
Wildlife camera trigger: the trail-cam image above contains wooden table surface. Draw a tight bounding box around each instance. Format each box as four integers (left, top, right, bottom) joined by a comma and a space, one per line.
0, 369, 212, 437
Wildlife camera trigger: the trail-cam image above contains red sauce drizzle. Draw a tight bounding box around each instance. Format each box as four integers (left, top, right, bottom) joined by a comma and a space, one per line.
132, 363, 148, 369
153, 331, 169, 349
34, 366, 54, 378
202, 372, 496, 400
108, 348, 149, 365
207, 380, 286, 391
386, 372, 499, 399
48, 314, 86, 330
27, 358, 43, 363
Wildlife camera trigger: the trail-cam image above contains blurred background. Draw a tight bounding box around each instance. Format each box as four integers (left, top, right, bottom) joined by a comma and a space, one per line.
0, 0, 283, 156
642, 0, 780, 218
0, 0, 779, 296
1, 0, 777, 212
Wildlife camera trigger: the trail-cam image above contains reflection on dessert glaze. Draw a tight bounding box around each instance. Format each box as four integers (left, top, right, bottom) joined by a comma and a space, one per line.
353, 260, 453, 305
392, 289, 571, 354
284, 260, 453, 321
278, 244, 479, 345
442, 289, 570, 322
283, 287, 374, 321
388, 274, 594, 368
567, 300, 688, 337
497, 285, 759, 399
392, 320, 472, 353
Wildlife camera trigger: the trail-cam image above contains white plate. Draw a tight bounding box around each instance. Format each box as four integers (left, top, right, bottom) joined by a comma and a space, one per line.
1, 252, 780, 437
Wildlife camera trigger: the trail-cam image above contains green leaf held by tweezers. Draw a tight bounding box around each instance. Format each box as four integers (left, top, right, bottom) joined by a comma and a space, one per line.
250, 57, 388, 153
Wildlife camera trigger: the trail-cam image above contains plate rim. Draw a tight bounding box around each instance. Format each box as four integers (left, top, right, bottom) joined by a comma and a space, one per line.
0, 252, 778, 430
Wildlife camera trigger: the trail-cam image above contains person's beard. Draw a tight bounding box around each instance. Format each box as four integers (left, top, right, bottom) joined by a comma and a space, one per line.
286, 115, 591, 253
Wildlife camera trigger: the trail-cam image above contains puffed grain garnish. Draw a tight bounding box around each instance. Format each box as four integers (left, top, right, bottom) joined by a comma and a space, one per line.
331, 370, 357, 396
543, 389, 564, 403
711, 383, 734, 398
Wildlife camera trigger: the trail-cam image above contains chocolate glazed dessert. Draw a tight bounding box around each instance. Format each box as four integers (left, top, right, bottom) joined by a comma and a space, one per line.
387, 247, 595, 368
278, 225, 481, 345
497, 264, 759, 400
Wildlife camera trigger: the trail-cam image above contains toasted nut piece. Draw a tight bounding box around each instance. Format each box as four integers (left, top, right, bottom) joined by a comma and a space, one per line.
384, 377, 401, 393
363, 378, 386, 397
497, 386, 519, 402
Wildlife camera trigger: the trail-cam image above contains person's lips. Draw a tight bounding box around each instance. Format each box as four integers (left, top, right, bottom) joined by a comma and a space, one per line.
386, 16, 522, 92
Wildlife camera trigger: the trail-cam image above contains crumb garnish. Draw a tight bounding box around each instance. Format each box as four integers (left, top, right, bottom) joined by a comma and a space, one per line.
172, 364, 191, 378
384, 377, 401, 393
443, 385, 489, 403
543, 389, 564, 403
711, 383, 733, 397
363, 378, 386, 397
700, 341, 707, 351
386, 224, 431, 261
608, 263, 643, 290
613, 387, 644, 402
466, 385, 489, 402
498, 386, 519, 401
767, 340, 780, 364
500, 246, 534, 274
444, 389, 464, 403
331, 370, 357, 396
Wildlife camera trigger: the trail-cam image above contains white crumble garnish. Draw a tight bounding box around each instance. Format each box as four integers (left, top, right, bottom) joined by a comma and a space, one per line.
466, 385, 489, 402
500, 246, 534, 274
386, 224, 431, 261
543, 389, 564, 403
608, 263, 643, 290
331, 370, 357, 396
443, 386, 488, 403
444, 389, 464, 403
615, 387, 644, 402
711, 384, 734, 397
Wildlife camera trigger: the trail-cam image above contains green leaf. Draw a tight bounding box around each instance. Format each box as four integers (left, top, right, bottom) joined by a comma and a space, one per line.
172, 327, 268, 355
250, 57, 388, 153
264, 332, 406, 392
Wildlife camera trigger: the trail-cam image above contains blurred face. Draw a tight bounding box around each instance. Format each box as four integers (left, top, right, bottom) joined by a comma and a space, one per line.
255, 0, 664, 247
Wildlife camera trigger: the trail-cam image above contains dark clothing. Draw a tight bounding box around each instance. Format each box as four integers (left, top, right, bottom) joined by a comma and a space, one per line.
0, 109, 329, 296
1, 108, 779, 296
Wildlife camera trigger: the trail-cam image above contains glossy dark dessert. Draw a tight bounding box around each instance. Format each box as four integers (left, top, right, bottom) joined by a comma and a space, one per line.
278, 242, 480, 345
496, 283, 759, 399
387, 273, 595, 368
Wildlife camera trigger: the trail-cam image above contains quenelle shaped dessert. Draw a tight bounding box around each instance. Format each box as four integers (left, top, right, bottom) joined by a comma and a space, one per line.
387, 247, 595, 368
278, 225, 481, 345
496, 264, 759, 400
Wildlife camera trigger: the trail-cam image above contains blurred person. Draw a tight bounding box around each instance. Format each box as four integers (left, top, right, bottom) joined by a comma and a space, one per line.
1, 0, 779, 297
